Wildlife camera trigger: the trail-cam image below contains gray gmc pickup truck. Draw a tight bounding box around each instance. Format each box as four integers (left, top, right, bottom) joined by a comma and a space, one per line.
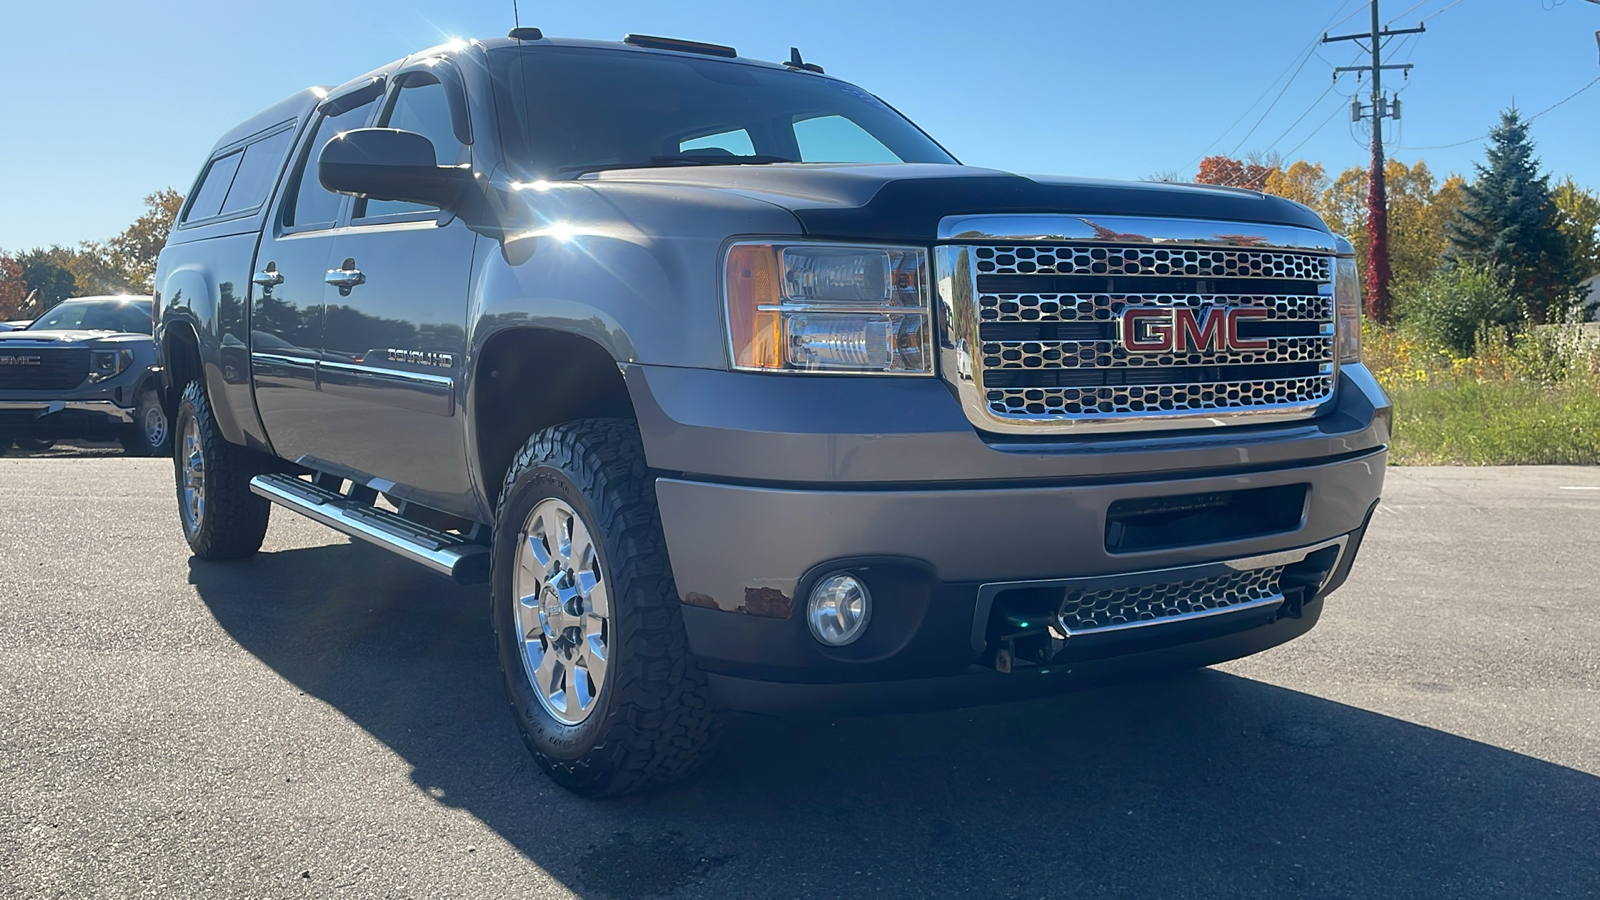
154, 31, 1390, 795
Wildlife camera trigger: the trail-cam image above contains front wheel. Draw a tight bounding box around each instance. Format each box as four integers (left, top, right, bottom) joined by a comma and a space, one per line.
492, 419, 717, 796
173, 380, 271, 559
121, 385, 172, 457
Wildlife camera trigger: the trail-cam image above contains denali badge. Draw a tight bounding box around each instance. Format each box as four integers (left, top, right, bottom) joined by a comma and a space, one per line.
1119, 307, 1271, 354
384, 349, 455, 368
0, 355, 43, 366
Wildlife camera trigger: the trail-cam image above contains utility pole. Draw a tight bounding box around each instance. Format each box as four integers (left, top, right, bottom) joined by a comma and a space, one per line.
1324, 2, 1424, 325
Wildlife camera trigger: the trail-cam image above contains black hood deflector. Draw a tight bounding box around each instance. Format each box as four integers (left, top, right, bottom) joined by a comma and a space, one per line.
788, 174, 1329, 243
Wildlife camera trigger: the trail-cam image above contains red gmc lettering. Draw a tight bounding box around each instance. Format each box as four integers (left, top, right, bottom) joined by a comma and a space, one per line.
1119, 307, 1272, 353
1120, 308, 1172, 352
1174, 308, 1223, 353
1225, 307, 1271, 350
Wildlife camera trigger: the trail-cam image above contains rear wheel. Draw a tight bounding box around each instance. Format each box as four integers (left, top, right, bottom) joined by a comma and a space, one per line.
121, 386, 172, 457
173, 380, 270, 559
14, 437, 55, 453
492, 418, 717, 796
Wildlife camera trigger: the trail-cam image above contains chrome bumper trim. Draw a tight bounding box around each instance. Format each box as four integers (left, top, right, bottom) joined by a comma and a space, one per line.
970, 535, 1349, 652
0, 399, 135, 424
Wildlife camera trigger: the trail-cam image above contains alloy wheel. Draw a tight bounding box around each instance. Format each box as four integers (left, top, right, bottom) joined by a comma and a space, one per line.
514, 497, 611, 726
180, 417, 205, 534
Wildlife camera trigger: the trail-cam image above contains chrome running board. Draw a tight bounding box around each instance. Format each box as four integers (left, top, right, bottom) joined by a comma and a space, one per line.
249, 473, 490, 584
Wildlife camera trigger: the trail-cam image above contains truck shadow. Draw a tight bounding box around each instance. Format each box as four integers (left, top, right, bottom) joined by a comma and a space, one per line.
188, 541, 1600, 899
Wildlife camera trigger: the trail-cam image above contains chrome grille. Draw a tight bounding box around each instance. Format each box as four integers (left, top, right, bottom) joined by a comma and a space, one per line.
986, 377, 1332, 418
1058, 566, 1285, 635
973, 245, 1328, 281
936, 217, 1341, 434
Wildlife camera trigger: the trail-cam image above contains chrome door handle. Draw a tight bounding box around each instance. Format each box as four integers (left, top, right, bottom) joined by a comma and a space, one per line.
252, 269, 283, 287
325, 268, 365, 288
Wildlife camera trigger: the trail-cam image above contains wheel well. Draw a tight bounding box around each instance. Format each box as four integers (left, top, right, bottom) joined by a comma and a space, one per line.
474, 329, 635, 498
164, 324, 202, 411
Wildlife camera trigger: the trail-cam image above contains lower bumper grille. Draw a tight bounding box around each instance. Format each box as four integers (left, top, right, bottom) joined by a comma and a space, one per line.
1059, 566, 1284, 635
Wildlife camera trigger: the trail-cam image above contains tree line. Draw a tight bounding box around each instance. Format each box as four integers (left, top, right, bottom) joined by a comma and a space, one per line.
0, 190, 183, 321
1188, 109, 1598, 334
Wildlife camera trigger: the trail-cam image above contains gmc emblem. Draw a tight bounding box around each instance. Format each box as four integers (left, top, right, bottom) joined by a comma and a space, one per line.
0, 355, 43, 366
1119, 307, 1271, 354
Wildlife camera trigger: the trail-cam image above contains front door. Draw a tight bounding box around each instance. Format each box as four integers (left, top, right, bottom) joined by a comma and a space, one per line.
250, 92, 379, 462
316, 71, 478, 509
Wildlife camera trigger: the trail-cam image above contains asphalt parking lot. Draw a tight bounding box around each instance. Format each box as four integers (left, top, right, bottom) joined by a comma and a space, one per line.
1, 459, 1597, 899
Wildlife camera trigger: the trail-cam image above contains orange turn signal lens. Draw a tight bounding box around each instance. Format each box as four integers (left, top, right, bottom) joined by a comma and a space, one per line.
725, 244, 783, 369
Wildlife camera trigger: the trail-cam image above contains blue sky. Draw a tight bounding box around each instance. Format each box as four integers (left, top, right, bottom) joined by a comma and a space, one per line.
2, 0, 1597, 251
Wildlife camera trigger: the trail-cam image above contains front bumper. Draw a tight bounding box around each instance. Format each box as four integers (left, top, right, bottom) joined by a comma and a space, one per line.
0, 399, 135, 439
638, 362, 1389, 714
658, 449, 1382, 709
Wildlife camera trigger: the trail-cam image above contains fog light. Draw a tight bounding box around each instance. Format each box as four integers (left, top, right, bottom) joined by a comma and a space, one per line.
806, 573, 871, 646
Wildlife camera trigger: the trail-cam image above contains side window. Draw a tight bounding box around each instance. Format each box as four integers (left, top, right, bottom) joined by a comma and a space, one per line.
219, 127, 295, 216
181, 150, 243, 224
359, 78, 466, 219
283, 98, 378, 230
679, 128, 755, 157
793, 115, 900, 163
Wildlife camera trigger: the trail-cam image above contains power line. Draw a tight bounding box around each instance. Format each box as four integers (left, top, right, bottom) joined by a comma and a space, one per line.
1226, 41, 1324, 156
1396, 73, 1600, 150
1385, 0, 1433, 24
1285, 99, 1352, 158
1184, 0, 1361, 170
1261, 83, 1338, 152
1419, 0, 1469, 23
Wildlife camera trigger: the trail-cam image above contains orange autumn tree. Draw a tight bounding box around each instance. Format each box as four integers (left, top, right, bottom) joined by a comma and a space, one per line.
1195, 154, 1275, 192
0, 254, 29, 320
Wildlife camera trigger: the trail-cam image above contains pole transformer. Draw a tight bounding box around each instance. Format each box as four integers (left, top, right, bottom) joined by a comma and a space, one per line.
1324, 2, 1424, 325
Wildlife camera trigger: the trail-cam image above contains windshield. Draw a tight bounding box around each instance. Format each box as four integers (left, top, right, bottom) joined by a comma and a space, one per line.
488, 46, 957, 178
27, 299, 152, 334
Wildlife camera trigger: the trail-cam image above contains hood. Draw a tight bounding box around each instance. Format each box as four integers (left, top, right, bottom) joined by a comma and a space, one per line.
577, 163, 1331, 243
0, 330, 151, 346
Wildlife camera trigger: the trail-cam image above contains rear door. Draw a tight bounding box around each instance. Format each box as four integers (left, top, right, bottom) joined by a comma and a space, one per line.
316, 64, 478, 507
249, 89, 381, 461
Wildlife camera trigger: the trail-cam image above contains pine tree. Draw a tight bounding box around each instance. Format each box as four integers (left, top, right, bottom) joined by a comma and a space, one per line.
1447, 109, 1579, 325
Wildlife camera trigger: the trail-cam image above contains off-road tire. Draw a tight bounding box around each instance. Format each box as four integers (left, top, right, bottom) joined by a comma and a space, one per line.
174, 380, 271, 559
492, 418, 717, 796
121, 385, 172, 457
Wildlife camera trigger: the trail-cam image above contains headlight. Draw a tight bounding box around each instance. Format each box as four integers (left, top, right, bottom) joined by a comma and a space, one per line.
724, 242, 932, 374
1334, 249, 1362, 365
88, 349, 133, 383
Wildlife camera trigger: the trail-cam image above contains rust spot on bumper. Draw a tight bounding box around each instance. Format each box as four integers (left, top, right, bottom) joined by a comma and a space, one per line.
740, 587, 792, 618
679, 588, 793, 618
681, 592, 720, 611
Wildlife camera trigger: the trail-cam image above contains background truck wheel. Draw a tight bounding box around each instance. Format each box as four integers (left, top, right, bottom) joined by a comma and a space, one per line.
173, 380, 270, 559
14, 437, 55, 453
492, 418, 717, 796
121, 386, 172, 457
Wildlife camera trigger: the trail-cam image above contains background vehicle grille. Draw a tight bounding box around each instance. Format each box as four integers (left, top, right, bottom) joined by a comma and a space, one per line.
1058, 565, 1285, 635
940, 237, 1337, 430
0, 348, 90, 392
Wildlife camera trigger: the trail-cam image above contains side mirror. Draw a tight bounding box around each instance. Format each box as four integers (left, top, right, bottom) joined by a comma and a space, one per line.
319, 128, 471, 209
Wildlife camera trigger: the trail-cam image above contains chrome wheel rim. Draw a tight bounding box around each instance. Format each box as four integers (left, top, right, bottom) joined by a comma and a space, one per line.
143, 401, 169, 448
180, 417, 205, 534
514, 498, 610, 726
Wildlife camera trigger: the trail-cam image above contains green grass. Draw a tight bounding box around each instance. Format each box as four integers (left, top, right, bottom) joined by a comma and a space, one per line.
1388, 378, 1600, 465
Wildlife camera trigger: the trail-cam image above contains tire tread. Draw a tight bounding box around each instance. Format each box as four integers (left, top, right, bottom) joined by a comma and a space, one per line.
177, 380, 270, 560
494, 418, 717, 796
